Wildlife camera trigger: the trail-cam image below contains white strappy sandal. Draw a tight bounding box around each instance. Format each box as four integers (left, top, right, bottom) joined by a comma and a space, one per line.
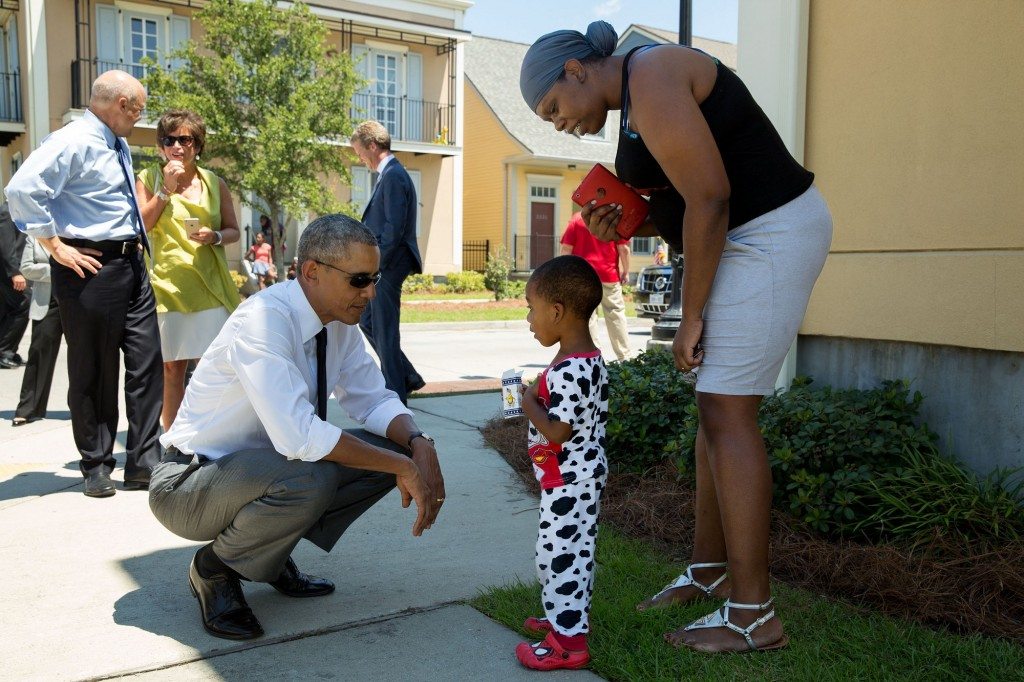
636, 561, 728, 612
678, 598, 789, 653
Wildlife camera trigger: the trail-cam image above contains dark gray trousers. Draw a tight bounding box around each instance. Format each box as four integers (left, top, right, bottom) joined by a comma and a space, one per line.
148, 429, 404, 581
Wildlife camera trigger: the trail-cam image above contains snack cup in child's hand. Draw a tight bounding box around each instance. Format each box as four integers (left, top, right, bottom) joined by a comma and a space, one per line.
501, 368, 525, 418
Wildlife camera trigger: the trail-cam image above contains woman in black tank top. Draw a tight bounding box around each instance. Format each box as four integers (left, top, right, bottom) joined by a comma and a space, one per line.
520, 20, 833, 655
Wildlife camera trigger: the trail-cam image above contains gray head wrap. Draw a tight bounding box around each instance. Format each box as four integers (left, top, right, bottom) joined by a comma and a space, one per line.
519, 20, 618, 113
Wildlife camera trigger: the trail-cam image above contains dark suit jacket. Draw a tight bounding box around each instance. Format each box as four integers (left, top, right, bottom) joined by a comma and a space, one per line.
0, 203, 26, 281
361, 157, 422, 275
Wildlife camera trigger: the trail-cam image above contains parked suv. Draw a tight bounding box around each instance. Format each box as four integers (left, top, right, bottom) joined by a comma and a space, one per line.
634, 262, 675, 318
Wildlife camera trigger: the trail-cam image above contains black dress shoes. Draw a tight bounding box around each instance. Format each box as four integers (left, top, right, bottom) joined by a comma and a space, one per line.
122, 478, 150, 491
269, 557, 335, 598
189, 553, 264, 640
0, 355, 17, 369
83, 470, 116, 498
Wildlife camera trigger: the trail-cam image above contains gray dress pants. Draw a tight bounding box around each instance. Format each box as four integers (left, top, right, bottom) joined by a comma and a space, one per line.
149, 429, 404, 581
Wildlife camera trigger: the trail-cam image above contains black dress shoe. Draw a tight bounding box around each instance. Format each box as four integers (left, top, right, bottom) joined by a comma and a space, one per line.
122, 478, 150, 491
0, 356, 16, 369
83, 470, 116, 498
11, 353, 23, 365
269, 557, 335, 598
189, 554, 264, 640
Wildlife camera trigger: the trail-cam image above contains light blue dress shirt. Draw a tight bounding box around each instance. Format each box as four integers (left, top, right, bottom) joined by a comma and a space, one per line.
4, 110, 140, 241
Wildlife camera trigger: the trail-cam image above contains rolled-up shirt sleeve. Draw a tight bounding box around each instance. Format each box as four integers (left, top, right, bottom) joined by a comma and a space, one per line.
5, 141, 76, 239
228, 307, 343, 462
332, 327, 413, 437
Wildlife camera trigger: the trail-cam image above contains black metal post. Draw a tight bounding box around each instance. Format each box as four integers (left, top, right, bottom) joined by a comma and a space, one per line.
651, 1, 692, 342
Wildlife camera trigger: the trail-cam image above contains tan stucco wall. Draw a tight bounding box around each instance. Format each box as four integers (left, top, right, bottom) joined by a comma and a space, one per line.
803, 0, 1024, 352
462, 83, 521, 248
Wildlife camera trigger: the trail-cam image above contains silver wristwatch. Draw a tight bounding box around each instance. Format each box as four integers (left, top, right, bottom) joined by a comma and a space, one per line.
156, 185, 172, 201
407, 431, 435, 450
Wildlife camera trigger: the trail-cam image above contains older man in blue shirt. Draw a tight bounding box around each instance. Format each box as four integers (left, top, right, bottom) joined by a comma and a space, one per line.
5, 70, 163, 498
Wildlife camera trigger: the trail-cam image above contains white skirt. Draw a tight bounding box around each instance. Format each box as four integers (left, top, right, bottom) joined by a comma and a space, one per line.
157, 306, 231, 361
695, 185, 833, 396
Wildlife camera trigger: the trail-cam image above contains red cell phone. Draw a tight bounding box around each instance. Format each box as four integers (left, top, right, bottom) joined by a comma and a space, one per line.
571, 164, 649, 239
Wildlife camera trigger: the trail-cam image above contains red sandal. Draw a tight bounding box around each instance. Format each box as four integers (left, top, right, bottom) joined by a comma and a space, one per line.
523, 616, 553, 635
515, 631, 591, 671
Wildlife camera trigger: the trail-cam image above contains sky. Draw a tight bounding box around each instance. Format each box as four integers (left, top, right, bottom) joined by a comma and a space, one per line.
463, 0, 738, 46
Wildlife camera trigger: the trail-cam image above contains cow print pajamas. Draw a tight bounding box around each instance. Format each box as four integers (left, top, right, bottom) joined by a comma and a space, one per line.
528, 352, 608, 637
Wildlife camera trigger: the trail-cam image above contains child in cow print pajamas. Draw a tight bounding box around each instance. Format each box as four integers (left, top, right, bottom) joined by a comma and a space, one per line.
517, 255, 608, 671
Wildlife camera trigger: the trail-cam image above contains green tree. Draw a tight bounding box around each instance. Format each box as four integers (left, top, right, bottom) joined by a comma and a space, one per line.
144, 0, 360, 273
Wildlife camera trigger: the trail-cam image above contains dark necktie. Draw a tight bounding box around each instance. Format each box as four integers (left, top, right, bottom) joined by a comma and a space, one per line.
316, 328, 327, 420
113, 138, 150, 255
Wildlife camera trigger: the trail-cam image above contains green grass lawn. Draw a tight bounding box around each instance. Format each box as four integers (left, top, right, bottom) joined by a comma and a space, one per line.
472, 529, 1024, 681
401, 294, 639, 323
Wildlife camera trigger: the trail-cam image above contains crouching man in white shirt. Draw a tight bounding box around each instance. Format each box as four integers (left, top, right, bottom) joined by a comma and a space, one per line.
150, 214, 445, 641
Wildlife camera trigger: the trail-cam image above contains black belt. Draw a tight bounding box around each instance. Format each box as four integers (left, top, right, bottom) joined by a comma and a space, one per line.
161, 445, 208, 465
63, 237, 142, 256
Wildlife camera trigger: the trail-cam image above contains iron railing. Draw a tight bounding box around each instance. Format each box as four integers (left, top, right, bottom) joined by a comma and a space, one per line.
0, 70, 21, 122
511, 234, 559, 272
351, 92, 455, 145
71, 58, 157, 109
462, 239, 489, 272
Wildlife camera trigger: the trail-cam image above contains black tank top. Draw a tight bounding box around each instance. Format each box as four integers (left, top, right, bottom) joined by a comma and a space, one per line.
615, 46, 814, 251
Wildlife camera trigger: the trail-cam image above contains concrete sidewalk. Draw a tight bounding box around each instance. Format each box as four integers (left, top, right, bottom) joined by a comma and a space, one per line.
0, 328, 604, 680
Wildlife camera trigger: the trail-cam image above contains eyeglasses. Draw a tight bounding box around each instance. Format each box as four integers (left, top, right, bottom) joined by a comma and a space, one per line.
160, 135, 195, 148
314, 260, 382, 289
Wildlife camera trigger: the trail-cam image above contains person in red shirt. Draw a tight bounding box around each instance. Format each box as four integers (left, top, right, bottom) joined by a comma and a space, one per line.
559, 212, 631, 361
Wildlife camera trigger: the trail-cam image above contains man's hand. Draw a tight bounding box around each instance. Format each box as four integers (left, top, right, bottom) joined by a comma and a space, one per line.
673, 318, 705, 371
394, 458, 432, 536
49, 240, 103, 278
11, 274, 26, 292
411, 437, 445, 530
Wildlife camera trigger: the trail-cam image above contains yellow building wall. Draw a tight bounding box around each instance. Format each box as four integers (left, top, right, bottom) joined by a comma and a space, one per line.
803, 0, 1024, 352
462, 83, 521, 249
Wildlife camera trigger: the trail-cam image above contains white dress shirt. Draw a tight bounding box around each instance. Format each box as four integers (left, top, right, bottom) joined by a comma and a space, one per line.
4, 110, 140, 241
161, 279, 412, 461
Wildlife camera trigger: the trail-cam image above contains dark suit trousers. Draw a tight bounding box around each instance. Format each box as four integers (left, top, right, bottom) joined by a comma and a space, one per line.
15, 295, 62, 420
0, 277, 29, 355
359, 250, 420, 403
52, 249, 163, 479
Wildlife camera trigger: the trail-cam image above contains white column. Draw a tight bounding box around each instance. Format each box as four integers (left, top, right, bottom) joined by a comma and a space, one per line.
24, 0, 49, 149
451, 40, 465, 271
738, 0, 809, 392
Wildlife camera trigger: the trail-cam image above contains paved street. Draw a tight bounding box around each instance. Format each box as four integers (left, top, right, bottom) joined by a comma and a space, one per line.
0, 318, 651, 681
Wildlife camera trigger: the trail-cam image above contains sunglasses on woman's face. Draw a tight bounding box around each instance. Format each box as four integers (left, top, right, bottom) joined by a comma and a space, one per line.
314, 260, 382, 289
160, 135, 195, 148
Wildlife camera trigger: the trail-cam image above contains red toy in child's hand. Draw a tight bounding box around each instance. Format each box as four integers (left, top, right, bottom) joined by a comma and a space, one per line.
572, 165, 649, 239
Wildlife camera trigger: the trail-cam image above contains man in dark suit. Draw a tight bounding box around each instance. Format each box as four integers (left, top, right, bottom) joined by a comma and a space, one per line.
0, 202, 29, 369
349, 120, 425, 404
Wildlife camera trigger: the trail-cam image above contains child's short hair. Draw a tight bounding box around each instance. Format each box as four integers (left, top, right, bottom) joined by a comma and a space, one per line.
529, 255, 603, 319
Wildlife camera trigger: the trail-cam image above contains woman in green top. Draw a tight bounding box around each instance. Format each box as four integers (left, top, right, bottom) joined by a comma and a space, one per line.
136, 109, 241, 430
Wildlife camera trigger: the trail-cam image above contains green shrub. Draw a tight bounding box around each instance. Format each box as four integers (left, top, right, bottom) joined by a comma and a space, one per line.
852, 445, 1024, 550
483, 248, 515, 300
506, 280, 527, 298
443, 270, 486, 293
606, 349, 695, 473
402, 273, 436, 294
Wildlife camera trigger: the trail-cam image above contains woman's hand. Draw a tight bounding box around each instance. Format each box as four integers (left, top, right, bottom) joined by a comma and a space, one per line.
188, 226, 217, 245
162, 160, 186, 192
580, 200, 622, 242
673, 318, 705, 371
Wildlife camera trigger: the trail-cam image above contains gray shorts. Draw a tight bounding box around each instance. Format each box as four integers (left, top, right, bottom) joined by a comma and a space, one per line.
696, 185, 833, 396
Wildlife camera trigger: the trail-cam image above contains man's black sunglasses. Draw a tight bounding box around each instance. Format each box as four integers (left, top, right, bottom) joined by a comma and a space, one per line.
160, 134, 195, 147
314, 260, 382, 289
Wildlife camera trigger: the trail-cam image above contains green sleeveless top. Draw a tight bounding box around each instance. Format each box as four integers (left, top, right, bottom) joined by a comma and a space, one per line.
137, 165, 241, 315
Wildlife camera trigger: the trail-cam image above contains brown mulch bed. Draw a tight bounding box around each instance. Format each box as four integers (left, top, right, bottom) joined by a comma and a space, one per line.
481, 416, 1024, 644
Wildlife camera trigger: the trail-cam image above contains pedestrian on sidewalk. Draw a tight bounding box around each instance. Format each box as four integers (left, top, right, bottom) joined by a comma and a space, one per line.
560, 211, 632, 361
150, 215, 446, 641
0, 202, 29, 369
135, 109, 241, 431
518, 255, 608, 671
12, 235, 63, 426
5, 70, 163, 498
349, 120, 425, 404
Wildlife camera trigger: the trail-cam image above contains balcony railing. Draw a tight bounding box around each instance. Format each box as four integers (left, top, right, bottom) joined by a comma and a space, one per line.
72, 58, 156, 109
0, 70, 22, 123
351, 92, 455, 146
